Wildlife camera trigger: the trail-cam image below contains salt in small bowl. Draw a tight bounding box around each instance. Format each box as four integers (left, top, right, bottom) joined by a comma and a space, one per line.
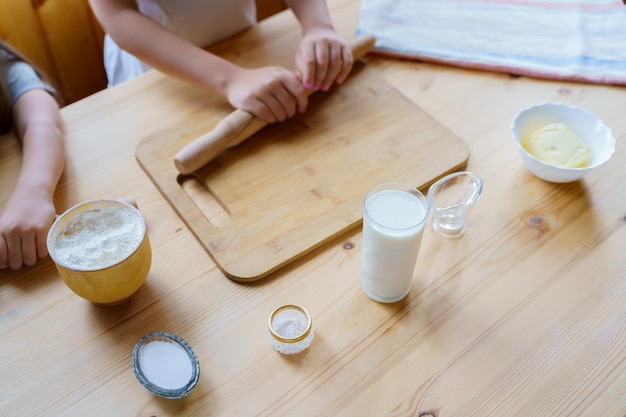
268, 304, 314, 354
132, 332, 200, 399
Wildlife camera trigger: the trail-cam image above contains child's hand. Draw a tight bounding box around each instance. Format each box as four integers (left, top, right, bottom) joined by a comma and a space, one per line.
296, 28, 354, 92
225, 66, 308, 124
0, 187, 56, 270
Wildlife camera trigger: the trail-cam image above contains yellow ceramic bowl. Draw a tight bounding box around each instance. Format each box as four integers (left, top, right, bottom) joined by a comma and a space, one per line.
47, 199, 151, 305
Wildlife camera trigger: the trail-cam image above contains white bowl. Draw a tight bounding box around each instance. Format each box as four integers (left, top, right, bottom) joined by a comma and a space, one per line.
511, 103, 615, 183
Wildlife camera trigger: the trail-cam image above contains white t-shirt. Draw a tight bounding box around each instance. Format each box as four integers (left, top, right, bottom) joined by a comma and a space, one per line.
104, 0, 257, 87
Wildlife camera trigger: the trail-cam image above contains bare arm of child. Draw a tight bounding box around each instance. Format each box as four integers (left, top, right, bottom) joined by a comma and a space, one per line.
0, 89, 64, 270
286, 0, 354, 92
88, 0, 308, 124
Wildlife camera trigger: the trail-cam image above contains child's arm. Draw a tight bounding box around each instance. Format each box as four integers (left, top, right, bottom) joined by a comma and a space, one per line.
0, 89, 64, 270
286, 0, 354, 92
88, 0, 308, 123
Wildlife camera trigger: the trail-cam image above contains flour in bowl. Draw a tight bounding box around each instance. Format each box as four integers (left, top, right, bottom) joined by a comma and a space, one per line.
51, 202, 144, 270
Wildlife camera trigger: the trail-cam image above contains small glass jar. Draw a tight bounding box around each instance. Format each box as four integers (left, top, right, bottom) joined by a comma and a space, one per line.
132, 332, 200, 399
268, 304, 314, 354
427, 171, 483, 238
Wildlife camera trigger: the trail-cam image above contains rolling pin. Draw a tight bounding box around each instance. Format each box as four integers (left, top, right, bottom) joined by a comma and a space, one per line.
174, 33, 376, 175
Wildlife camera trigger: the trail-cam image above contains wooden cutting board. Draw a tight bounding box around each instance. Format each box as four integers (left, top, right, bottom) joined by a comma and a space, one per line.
136, 62, 469, 282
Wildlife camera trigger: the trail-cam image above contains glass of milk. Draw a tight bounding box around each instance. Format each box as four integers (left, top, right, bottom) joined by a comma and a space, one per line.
361, 183, 428, 303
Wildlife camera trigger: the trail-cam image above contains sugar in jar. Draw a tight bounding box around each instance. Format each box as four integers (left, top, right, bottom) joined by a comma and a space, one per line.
268, 304, 314, 354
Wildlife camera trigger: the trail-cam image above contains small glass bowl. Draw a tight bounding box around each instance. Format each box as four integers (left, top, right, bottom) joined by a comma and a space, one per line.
427, 171, 483, 238
268, 304, 314, 354
132, 332, 200, 399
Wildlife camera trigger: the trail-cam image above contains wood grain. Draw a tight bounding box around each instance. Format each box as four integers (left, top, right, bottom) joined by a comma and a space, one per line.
137, 62, 469, 281
0, 0, 624, 416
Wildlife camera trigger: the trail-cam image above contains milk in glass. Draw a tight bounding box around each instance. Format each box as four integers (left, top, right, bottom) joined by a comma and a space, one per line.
361, 184, 428, 303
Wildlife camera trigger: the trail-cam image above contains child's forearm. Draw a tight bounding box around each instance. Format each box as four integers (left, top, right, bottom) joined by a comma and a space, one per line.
13, 90, 64, 199
285, 0, 335, 34
91, 3, 239, 96
88, 0, 311, 123
18, 122, 64, 198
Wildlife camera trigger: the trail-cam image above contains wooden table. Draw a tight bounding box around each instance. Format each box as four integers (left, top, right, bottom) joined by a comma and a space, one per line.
1, 0, 624, 415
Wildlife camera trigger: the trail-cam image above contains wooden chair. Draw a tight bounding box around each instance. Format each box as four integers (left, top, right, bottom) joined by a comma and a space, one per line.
0, 0, 287, 105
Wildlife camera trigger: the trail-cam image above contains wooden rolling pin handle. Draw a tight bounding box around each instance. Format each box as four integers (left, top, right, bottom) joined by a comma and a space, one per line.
174, 33, 376, 175
350, 33, 377, 63
174, 110, 265, 175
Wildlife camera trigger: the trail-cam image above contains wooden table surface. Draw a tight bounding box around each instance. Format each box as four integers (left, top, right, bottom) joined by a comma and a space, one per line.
1, 0, 624, 416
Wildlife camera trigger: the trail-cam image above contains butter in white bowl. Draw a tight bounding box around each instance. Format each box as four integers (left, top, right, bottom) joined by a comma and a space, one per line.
521, 122, 591, 168
511, 103, 615, 183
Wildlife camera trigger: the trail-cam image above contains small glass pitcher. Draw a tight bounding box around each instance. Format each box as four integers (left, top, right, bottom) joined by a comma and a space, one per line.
427, 171, 483, 238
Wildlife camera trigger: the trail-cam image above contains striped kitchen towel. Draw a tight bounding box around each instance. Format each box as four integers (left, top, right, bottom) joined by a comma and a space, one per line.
357, 0, 626, 85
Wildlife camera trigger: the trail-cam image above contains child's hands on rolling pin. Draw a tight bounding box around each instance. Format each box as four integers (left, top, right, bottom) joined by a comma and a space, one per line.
224, 65, 309, 125
296, 27, 354, 93
224, 24, 353, 126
